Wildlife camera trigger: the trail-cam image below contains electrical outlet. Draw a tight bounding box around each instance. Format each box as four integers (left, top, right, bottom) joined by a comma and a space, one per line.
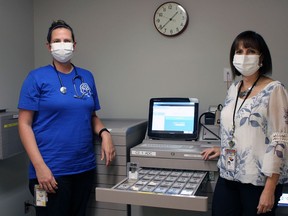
223, 68, 232, 82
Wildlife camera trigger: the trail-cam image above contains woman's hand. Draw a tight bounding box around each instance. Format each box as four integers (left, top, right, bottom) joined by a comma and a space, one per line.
257, 189, 274, 214
101, 133, 116, 166
35, 164, 58, 193
257, 174, 279, 214
201, 146, 220, 160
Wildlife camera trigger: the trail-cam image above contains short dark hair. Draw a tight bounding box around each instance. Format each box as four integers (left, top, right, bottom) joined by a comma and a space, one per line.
47, 20, 75, 43
229, 30, 272, 77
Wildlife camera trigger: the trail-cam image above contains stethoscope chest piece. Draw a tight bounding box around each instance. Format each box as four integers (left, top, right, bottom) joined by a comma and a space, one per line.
60, 86, 67, 94
53, 62, 86, 98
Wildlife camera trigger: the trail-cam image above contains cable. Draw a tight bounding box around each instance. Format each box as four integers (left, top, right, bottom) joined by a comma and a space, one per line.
198, 112, 221, 140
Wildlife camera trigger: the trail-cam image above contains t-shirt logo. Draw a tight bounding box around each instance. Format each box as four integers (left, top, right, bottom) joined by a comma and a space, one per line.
80, 83, 92, 97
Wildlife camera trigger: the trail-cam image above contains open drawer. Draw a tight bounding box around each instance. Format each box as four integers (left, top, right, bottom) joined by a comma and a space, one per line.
96, 168, 209, 212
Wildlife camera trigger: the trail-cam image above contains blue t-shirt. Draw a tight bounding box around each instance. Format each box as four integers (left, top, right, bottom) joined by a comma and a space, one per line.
18, 65, 100, 179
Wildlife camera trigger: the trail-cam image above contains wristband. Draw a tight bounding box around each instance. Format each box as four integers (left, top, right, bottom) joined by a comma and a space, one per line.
98, 128, 110, 138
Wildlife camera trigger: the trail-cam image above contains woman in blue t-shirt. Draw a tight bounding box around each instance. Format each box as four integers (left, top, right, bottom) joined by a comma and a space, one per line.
18, 20, 116, 216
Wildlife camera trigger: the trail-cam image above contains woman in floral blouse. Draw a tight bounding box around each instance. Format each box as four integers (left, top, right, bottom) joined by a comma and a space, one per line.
202, 30, 288, 216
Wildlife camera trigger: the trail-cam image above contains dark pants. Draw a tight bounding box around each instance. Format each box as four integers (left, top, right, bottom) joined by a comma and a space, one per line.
212, 176, 283, 216
29, 169, 94, 216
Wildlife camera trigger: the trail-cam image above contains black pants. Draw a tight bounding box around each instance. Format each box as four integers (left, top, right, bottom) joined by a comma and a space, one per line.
29, 169, 94, 216
212, 176, 283, 216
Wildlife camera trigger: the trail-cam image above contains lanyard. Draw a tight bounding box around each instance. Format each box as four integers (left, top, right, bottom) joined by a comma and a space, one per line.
229, 75, 261, 148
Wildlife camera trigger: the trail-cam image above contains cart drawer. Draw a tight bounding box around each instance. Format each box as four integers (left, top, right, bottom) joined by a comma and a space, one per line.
96, 168, 209, 212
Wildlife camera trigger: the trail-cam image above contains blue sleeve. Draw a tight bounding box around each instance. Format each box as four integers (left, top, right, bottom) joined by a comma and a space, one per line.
92, 77, 101, 111
18, 72, 40, 111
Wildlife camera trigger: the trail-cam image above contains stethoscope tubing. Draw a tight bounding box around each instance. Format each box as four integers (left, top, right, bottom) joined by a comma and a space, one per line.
52, 62, 85, 98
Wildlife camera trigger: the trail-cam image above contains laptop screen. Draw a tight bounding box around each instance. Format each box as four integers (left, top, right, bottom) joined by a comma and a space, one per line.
147, 98, 199, 140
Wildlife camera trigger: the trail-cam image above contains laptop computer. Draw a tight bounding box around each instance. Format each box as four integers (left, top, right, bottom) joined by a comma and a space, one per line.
147, 97, 199, 141
132, 98, 210, 153
131, 97, 219, 168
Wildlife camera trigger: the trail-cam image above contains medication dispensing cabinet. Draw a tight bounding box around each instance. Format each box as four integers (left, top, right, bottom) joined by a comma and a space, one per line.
96, 136, 219, 214
87, 119, 148, 216
0, 112, 23, 160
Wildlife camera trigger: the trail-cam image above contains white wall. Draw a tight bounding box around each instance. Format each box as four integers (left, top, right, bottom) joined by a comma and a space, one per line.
33, 0, 288, 119
0, 0, 285, 215
0, 0, 34, 110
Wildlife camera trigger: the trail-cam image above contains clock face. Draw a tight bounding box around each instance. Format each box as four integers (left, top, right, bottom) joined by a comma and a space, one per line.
154, 2, 188, 37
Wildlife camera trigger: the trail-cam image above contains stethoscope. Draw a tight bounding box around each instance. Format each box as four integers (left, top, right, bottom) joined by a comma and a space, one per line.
53, 62, 86, 99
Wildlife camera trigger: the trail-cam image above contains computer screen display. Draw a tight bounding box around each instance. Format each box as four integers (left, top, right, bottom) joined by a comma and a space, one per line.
147, 98, 199, 140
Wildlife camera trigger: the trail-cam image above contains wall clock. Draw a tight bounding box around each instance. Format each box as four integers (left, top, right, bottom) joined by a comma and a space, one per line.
153, 2, 189, 37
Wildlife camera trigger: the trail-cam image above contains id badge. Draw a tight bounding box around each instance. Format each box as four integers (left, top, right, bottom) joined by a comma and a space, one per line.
225, 148, 237, 172
34, 184, 48, 207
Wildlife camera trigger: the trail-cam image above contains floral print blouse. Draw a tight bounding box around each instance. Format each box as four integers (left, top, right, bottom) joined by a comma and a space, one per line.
219, 80, 288, 186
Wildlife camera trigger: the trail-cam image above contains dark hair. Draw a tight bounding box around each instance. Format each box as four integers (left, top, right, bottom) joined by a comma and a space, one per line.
47, 20, 75, 43
229, 30, 272, 77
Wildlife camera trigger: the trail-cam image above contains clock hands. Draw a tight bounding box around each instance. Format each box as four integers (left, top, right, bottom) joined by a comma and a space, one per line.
160, 14, 176, 21
160, 11, 178, 30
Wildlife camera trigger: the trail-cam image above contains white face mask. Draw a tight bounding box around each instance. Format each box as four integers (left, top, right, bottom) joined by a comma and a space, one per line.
50, 42, 74, 63
233, 54, 260, 76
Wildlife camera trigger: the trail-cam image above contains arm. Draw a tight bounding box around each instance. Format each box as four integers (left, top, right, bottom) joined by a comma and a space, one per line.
257, 84, 288, 213
92, 113, 116, 166
257, 174, 280, 214
18, 109, 57, 193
